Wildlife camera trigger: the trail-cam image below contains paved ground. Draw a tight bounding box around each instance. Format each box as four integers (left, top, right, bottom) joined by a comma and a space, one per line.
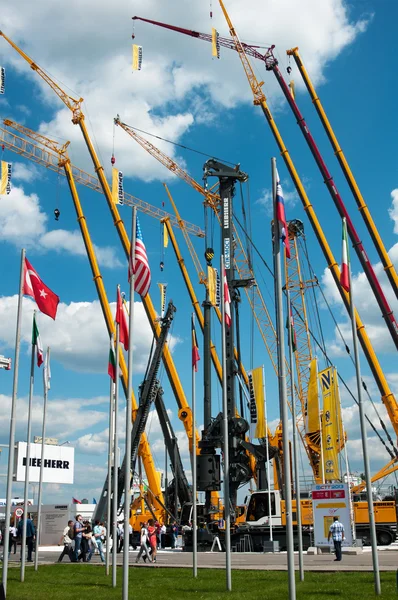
7, 545, 398, 572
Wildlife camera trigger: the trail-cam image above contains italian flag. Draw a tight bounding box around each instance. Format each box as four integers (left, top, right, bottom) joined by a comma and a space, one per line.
108, 335, 116, 382
32, 314, 43, 367
340, 218, 350, 293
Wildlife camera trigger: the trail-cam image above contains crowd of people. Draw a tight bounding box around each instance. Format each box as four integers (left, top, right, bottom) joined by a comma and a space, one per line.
57, 515, 180, 564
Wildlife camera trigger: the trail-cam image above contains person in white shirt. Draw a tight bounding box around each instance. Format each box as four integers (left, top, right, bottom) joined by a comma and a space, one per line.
135, 522, 152, 563
160, 523, 167, 549
58, 520, 74, 562
9, 523, 18, 555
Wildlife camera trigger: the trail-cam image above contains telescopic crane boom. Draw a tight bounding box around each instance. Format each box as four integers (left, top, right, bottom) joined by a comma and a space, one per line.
0, 32, 199, 453
214, 0, 398, 436
263, 49, 398, 349
286, 47, 398, 302
1, 120, 165, 512
132, 15, 398, 347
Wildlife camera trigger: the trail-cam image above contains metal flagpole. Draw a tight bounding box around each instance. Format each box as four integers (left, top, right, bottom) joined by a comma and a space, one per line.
343, 426, 356, 542
21, 311, 36, 583
263, 366, 273, 542
272, 157, 296, 600
345, 217, 380, 594
123, 208, 136, 600
192, 313, 198, 578
220, 254, 232, 592
106, 376, 115, 576
112, 288, 120, 588
2, 248, 25, 595
34, 347, 50, 571
287, 291, 304, 582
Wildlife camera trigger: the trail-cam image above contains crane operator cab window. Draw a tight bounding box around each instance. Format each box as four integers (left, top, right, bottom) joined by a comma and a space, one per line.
246, 492, 276, 523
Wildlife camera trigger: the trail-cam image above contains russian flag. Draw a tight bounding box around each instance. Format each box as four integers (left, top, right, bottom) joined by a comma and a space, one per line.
276, 170, 290, 259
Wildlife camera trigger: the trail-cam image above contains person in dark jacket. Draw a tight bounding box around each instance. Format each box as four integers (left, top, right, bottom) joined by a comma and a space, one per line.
17, 514, 36, 562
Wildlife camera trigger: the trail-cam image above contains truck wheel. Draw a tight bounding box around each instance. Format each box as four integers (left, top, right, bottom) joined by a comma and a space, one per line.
377, 530, 392, 546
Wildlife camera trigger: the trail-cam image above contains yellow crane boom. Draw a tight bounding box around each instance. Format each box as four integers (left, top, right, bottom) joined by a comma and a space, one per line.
216, 0, 398, 436
286, 47, 398, 301
0, 33, 200, 452
4, 120, 164, 511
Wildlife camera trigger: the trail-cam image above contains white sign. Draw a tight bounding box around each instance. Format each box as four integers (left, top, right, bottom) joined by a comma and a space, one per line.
14, 442, 74, 484
312, 483, 352, 546
14, 507, 24, 518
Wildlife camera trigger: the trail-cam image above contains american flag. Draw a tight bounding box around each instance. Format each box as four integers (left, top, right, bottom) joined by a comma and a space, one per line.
128, 215, 151, 297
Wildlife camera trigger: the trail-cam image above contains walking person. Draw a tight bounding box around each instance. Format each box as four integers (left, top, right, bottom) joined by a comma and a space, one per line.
160, 523, 167, 549
135, 522, 151, 563
57, 520, 74, 563
171, 522, 179, 549
83, 523, 94, 562
147, 519, 157, 563
93, 520, 105, 563
17, 513, 35, 562
328, 516, 345, 561
73, 514, 86, 562
9, 520, 18, 556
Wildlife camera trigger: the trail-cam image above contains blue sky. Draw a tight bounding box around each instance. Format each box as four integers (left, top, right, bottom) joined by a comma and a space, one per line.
0, 0, 397, 505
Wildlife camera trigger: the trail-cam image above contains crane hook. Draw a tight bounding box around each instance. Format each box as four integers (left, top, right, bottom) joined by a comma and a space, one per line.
54, 208, 60, 221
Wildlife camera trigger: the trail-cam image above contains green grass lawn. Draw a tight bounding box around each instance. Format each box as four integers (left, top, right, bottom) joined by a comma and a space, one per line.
2, 565, 397, 600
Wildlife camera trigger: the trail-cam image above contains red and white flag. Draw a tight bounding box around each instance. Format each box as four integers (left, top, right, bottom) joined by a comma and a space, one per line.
116, 288, 129, 351
340, 218, 350, 293
23, 258, 59, 320
128, 215, 151, 297
223, 269, 231, 327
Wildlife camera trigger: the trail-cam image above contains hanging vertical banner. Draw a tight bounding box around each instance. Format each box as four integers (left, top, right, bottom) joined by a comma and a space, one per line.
158, 283, 167, 317
207, 266, 217, 306
211, 28, 220, 59
333, 372, 344, 450
248, 366, 265, 439
0, 67, 5, 94
132, 45, 143, 71
111, 168, 124, 205
319, 366, 340, 481
0, 161, 12, 195
305, 358, 319, 436
163, 223, 169, 248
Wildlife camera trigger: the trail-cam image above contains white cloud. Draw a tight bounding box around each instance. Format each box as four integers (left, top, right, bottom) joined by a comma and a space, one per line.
0, 0, 369, 181
0, 184, 121, 267
321, 217, 398, 357
0, 393, 108, 440
389, 189, 398, 235
40, 229, 122, 268
0, 296, 156, 374
12, 162, 41, 183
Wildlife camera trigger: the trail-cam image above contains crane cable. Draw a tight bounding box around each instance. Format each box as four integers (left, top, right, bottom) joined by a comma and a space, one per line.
298, 236, 398, 459
232, 214, 398, 461
118, 122, 237, 166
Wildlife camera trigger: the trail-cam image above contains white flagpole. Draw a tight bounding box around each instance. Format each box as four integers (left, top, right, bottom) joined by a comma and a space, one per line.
21, 310, 36, 582
112, 288, 120, 589
287, 291, 304, 582
34, 347, 50, 571
106, 375, 115, 576
263, 366, 273, 542
220, 254, 231, 592
345, 217, 380, 594
123, 207, 136, 600
272, 157, 296, 600
192, 313, 198, 578
2, 248, 25, 595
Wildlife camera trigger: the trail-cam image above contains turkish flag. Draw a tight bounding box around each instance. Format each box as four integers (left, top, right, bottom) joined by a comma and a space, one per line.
23, 258, 59, 320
